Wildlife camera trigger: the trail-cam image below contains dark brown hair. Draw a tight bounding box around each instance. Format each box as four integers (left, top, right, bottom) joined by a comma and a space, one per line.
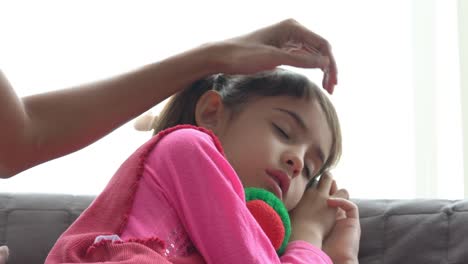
153, 68, 342, 176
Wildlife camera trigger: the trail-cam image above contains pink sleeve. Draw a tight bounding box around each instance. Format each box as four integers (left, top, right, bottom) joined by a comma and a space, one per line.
281, 241, 333, 264
148, 128, 332, 264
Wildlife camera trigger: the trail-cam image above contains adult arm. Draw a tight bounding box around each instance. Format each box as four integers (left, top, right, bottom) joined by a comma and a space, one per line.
0, 19, 337, 178
0, 47, 214, 177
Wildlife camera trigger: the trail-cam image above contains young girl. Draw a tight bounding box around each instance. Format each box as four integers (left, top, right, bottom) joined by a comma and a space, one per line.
46, 69, 359, 264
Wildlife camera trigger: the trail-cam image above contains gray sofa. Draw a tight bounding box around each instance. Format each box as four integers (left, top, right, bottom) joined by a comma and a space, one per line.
1, 193, 468, 264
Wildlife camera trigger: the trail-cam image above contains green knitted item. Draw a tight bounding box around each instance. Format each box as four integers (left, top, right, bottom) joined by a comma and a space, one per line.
245, 187, 291, 255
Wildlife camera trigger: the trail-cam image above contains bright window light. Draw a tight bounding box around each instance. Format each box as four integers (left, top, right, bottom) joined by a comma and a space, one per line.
0, 0, 463, 199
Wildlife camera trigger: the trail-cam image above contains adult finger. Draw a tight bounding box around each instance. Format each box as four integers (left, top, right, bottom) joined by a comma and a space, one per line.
283, 20, 338, 94
274, 48, 330, 69
319, 43, 337, 94
300, 30, 337, 93
249, 19, 337, 93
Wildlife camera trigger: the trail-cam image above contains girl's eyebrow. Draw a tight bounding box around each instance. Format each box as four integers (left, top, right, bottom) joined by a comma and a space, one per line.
272, 107, 307, 131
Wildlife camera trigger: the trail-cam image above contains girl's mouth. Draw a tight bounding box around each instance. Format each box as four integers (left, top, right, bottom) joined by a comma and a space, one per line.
265, 168, 291, 200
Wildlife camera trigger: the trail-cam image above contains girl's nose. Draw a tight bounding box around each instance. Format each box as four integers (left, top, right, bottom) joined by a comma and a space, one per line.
284, 154, 303, 178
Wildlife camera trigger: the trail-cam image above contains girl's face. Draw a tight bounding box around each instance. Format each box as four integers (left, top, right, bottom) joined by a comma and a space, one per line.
216, 95, 333, 210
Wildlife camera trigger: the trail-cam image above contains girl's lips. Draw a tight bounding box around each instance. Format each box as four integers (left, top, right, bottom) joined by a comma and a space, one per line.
265, 168, 291, 200
265, 176, 283, 199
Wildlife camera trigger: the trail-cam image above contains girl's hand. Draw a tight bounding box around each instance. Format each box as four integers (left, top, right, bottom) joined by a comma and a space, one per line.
288, 173, 345, 248
322, 184, 361, 264
0, 246, 8, 264
211, 19, 337, 94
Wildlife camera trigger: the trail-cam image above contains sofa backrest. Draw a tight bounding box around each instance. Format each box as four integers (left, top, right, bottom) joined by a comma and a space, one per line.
356, 198, 468, 264
0, 193, 94, 264
1, 193, 468, 264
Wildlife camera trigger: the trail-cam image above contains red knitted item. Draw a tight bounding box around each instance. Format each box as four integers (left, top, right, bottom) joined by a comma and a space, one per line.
246, 200, 285, 250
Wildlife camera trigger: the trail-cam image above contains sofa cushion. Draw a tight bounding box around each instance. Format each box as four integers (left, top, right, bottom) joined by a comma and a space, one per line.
0, 193, 94, 264
1, 193, 468, 264
357, 199, 468, 264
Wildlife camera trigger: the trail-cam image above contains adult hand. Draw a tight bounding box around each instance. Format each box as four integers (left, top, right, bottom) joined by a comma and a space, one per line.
213, 19, 338, 94
322, 182, 361, 264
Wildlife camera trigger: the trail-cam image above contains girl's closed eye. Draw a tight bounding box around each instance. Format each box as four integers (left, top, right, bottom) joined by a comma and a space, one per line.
303, 165, 312, 180
272, 123, 290, 139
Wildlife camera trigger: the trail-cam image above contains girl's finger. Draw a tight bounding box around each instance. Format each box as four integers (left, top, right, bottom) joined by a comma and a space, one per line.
333, 188, 349, 200
330, 180, 338, 195
327, 198, 359, 219
317, 172, 334, 193
336, 208, 346, 220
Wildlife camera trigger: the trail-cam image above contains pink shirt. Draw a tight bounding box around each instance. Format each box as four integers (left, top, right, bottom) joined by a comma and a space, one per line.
121, 128, 332, 264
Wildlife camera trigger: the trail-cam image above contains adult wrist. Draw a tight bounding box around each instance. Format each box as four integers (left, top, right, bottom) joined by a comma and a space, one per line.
197, 41, 234, 75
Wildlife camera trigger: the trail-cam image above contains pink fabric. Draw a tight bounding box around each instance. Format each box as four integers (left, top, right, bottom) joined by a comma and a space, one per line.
45, 125, 188, 264
45, 125, 332, 264
121, 128, 332, 264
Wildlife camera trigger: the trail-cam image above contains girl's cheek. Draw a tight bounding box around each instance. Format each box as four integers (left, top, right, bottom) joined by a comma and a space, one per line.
287, 182, 305, 209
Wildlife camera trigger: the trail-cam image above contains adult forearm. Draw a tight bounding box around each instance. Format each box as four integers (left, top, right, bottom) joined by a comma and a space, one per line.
0, 71, 31, 177
1, 44, 220, 177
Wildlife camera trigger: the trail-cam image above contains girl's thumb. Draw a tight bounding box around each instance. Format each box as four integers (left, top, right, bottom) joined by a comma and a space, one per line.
332, 188, 349, 200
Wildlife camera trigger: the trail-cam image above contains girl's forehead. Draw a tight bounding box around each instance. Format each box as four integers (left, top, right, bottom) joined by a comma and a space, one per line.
229, 95, 322, 127
248, 95, 316, 111
242, 96, 327, 133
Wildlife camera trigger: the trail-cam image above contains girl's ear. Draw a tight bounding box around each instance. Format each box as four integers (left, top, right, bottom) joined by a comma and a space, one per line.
195, 90, 226, 133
